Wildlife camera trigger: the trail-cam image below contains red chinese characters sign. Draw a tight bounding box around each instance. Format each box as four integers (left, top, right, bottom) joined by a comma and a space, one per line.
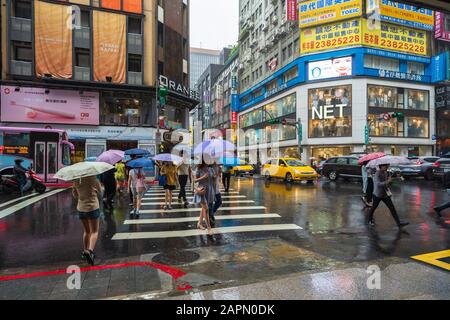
287, 0, 298, 21
231, 112, 237, 124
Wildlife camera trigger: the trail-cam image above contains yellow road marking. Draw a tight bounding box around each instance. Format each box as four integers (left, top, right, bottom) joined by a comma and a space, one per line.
411, 249, 450, 271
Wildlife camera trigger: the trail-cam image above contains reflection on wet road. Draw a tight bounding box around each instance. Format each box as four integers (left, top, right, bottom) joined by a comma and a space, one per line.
0, 176, 449, 289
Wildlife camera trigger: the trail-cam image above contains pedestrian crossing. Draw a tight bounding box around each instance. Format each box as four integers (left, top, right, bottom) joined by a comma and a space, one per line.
111, 184, 303, 240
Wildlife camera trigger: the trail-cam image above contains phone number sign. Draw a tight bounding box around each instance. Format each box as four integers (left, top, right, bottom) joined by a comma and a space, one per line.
301, 18, 428, 56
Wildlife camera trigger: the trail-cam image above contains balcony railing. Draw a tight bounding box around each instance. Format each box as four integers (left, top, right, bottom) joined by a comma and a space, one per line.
128, 71, 142, 85
11, 17, 31, 42
74, 27, 90, 48
128, 33, 143, 55
10, 60, 32, 76
74, 66, 90, 81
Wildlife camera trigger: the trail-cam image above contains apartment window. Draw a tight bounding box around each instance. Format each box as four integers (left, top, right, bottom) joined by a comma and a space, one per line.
407, 62, 425, 75
13, 42, 32, 61
128, 17, 142, 34
158, 61, 164, 75
294, 38, 300, 53
282, 47, 287, 61
157, 22, 164, 47
283, 66, 298, 83
364, 55, 399, 71
128, 55, 142, 72
13, 0, 31, 19
80, 11, 90, 27
287, 43, 293, 57
445, 16, 450, 31
75, 49, 90, 67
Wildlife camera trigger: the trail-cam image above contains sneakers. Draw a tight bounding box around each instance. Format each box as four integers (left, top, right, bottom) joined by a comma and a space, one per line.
83, 250, 95, 266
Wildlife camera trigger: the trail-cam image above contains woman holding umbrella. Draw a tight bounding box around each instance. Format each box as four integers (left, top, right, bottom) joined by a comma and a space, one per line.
160, 161, 178, 210
193, 160, 213, 235
127, 159, 150, 217
366, 159, 410, 228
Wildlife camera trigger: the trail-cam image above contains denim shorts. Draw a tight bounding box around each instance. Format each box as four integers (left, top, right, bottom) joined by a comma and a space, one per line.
78, 208, 101, 220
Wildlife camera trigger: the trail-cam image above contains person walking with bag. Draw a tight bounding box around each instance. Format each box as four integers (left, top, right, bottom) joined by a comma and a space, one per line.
73, 176, 102, 266
367, 164, 409, 228
193, 161, 212, 235
161, 161, 178, 210
128, 167, 146, 217
361, 163, 374, 207
177, 152, 192, 207
100, 167, 116, 210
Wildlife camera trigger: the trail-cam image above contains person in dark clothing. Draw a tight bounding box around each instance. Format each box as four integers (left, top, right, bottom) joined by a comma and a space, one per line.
100, 168, 116, 209
367, 164, 409, 229
222, 165, 232, 192
13, 159, 28, 194
434, 171, 450, 217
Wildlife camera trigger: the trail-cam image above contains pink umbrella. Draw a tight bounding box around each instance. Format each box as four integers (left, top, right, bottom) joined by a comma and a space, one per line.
358, 152, 385, 165
96, 150, 125, 165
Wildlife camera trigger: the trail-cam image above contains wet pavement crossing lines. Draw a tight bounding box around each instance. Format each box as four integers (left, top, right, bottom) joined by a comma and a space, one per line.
141, 200, 255, 206
112, 224, 302, 240
123, 214, 282, 224
0, 192, 40, 209
138, 206, 267, 214
0, 188, 66, 219
142, 195, 246, 200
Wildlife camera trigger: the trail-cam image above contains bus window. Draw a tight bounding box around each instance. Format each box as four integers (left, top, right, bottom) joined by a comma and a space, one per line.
62, 144, 71, 166
48, 142, 57, 175
3, 132, 30, 156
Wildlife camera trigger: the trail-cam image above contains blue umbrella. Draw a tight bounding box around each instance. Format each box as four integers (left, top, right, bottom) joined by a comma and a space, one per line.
124, 148, 150, 156
127, 158, 154, 168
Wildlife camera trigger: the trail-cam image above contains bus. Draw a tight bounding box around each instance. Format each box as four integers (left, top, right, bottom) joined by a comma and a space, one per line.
0, 127, 73, 184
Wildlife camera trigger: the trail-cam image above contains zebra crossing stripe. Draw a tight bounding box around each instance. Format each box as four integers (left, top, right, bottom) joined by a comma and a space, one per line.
141, 200, 255, 206
112, 224, 302, 240
138, 206, 266, 214
142, 195, 246, 200
123, 213, 281, 224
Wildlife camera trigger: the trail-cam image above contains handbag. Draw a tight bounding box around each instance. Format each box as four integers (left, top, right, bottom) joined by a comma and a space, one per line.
195, 186, 206, 196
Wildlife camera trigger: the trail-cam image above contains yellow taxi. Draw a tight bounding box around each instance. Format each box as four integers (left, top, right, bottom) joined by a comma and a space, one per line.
262, 158, 318, 183
230, 163, 255, 176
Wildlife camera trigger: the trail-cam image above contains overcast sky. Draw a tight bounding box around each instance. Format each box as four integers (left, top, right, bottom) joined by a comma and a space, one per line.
190, 0, 239, 50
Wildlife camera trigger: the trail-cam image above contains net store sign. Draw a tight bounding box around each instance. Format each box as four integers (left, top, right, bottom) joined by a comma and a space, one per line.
312, 104, 347, 120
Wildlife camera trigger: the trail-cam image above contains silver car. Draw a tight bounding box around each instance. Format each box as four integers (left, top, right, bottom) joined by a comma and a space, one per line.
397, 156, 440, 180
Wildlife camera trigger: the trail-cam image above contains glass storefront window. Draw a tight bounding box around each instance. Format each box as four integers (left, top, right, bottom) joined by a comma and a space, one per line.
368, 115, 401, 137
102, 95, 141, 126
406, 89, 429, 110
405, 117, 428, 138
239, 107, 263, 128
437, 109, 450, 137
368, 86, 398, 108
265, 93, 296, 119
308, 86, 352, 138
266, 124, 296, 143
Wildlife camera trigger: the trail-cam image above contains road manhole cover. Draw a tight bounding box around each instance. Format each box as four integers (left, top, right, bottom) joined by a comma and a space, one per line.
152, 250, 200, 265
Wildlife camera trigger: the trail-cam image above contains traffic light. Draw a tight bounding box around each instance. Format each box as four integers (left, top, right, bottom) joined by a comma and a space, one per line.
158, 87, 168, 106
392, 112, 404, 120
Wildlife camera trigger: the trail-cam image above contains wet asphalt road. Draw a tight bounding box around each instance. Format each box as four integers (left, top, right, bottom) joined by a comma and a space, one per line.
0, 175, 449, 297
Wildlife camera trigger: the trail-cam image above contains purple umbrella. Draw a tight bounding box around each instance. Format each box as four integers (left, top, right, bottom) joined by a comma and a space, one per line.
96, 150, 125, 165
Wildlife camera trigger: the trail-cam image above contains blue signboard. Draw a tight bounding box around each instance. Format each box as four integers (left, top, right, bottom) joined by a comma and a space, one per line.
431, 51, 449, 83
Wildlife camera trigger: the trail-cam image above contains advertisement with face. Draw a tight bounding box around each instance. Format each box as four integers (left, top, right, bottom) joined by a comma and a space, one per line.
1, 86, 100, 125
309, 57, 353, 80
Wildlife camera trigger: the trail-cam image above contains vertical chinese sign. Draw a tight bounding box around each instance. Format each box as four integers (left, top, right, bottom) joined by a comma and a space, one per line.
287, 0, 298, 21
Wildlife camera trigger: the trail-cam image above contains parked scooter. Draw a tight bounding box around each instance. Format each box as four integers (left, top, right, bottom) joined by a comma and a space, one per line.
0, 167, 46, 194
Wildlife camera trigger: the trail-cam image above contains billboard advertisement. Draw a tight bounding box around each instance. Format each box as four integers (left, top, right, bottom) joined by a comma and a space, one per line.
362, 19, 428, 56
435, 12, 450, 42
35, 1, 72, 79
301, 19, 362, 54
287, 0, 298, 21
366, 0, 434, 31
301, 19, 428, 56
0, 86, 99, 125
93, 11, 126, 83
308, 57, 352, 80
299, 0, 363, 28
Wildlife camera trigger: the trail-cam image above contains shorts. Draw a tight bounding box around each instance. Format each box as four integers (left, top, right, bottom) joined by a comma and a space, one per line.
164, 185, 176, 191
78, 209, 101, 220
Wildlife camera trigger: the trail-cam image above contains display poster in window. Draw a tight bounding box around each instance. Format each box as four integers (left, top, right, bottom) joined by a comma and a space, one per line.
299, 0, 363, 27
35, 1, 72, 79
366, 0, 434, 31
308, 86, 352, 138
93, 11, 126, 83
86, 144, 106, 158
308, 57, 352, 80
1, 86, 100, 125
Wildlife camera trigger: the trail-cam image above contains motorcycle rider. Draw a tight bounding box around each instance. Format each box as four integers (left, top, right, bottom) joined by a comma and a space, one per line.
13, 159, 28, 195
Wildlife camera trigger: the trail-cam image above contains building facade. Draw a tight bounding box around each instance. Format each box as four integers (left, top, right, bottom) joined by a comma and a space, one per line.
1, 0, 196, 165
189, 47, 220, 90
237, 0, 448, 164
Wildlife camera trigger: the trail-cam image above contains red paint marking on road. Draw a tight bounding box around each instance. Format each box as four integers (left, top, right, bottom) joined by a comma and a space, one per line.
0, 222, 7, 232
0, 261, 192, 291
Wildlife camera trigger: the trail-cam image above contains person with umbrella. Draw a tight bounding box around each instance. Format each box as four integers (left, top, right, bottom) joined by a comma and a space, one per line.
193, 159, 213, 235
97, 150, 125, 210
359, 153, 385, 207
127, 160, 149, 217
367, 163, 409, 229
160, 161, 178, 210
56, 161, 114, 266
177, 151, 192, 207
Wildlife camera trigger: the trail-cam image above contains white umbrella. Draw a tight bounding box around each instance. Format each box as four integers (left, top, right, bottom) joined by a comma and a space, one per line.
54, 161, 114, 181
367, 156, 412, 168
